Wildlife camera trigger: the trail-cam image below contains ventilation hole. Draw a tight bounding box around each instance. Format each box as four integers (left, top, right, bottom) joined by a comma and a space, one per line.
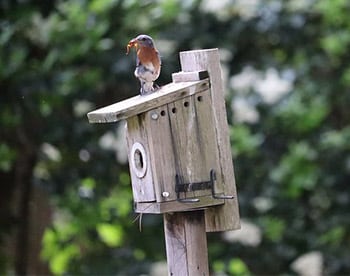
172, 107, 177, 113
160, 110, 166, 116
197, 96, 203, 102
184, 101, 189, 107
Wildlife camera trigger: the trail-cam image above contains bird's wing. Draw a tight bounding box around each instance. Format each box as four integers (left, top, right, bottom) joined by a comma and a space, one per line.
150, 49, 161, 76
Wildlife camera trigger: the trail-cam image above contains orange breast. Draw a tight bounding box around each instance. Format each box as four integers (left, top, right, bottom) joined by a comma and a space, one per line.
137, 46, 161, 73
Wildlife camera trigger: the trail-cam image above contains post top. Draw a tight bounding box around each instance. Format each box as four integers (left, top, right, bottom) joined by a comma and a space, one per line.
180, 48, 219, 55
87, 79, 209, 124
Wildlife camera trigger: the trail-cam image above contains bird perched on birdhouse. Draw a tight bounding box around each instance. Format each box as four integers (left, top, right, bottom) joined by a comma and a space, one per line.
126, 34, 161, 95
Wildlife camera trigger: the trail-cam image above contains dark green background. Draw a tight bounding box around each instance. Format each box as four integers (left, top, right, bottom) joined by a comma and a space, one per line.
1, 0, 349, 274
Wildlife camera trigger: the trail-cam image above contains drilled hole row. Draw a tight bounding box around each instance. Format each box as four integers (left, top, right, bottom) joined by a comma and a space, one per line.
156, 96, 203, 116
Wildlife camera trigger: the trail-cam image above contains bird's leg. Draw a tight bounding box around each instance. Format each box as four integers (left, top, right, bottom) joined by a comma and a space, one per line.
139, 80, 153, 95
140, 81, 155, 95
153, 83, 160, 90
139, 80, 146, 95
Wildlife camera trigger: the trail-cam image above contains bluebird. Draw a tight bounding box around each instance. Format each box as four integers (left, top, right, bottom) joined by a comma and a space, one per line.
126, 34, 161, 95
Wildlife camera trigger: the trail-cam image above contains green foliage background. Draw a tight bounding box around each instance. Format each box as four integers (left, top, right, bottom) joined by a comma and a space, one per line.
1, 0, 350, 274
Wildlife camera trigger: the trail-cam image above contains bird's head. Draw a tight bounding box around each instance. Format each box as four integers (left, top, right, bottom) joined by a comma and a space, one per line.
126, 34, 155, 54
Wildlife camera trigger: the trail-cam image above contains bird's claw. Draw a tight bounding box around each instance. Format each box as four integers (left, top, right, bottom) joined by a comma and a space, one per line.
140, 82, 160, 95
153, 83, 160, 90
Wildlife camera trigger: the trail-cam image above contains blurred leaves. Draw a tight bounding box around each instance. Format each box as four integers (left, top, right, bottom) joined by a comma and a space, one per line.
270, 142, 319, 198
0, 144, 17, 172
261, 216, 286, 242
1, 0, 350, 275
96, 223, 123, 247
41, 229, 80, 275
212, 258, 251, 276
274, 94, 329, 134
231, 124, 263, 157
228, 258, 251, 276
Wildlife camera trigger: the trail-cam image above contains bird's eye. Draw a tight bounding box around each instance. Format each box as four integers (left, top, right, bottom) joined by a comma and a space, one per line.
141, 37, 146, 41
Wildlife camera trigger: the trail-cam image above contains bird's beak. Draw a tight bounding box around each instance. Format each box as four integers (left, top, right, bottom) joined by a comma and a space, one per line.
126, 38, 138, 55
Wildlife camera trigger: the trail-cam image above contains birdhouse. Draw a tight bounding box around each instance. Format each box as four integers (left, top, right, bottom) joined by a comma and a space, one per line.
88, 49, 240, 232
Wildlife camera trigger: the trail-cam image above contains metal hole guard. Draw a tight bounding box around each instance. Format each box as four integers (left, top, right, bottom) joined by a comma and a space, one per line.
175, 169, 234, 203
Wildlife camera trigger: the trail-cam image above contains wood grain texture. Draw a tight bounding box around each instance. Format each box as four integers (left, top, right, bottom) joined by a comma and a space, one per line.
164, 211, 209, 276
137, 89, 225, 212
135, 195, 224, 214
125, 82, 228, 213
179, 48, 240, 232
126, 115, 156, 202
144, 105, 177, 203
87, 80, 209, 123
167, 93, 211, 200
172, 70, 209, 83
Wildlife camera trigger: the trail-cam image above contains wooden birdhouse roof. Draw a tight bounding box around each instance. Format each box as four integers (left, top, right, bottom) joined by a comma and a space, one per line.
87, 79, 209, 124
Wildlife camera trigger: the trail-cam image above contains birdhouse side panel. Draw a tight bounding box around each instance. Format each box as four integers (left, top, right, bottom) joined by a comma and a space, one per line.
126, 115, 156, 203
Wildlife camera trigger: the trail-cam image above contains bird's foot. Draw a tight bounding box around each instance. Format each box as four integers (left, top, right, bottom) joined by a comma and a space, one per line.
153, 83, 161, 91
140, 82, 158, 95
140, 87, 147, 95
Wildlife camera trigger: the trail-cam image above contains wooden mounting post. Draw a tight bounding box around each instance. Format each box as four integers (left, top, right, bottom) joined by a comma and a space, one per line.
164, 211, 209, 275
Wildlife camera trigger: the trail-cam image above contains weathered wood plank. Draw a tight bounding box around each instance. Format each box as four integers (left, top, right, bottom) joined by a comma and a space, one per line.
164, 212, 188, 276
126, 115, 156, 202
179, 48, 240, 232
144, 105, 177, 203
172, 70, 209, 83
164, 211, 209, 276
135, 195, 224, 214
87, 80, 209, 123
185, 211, 209, 276
168, 97, 200, 199
166, 90, 221, 201
193, 90, 224, 195
132, 88, 225, 211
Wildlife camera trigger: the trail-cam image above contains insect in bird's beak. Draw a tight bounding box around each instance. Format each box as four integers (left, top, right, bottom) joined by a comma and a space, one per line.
126, 38, 138, 55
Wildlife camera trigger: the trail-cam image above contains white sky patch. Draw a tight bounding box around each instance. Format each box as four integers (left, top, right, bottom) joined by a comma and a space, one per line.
41, 142, 61, 162
230, 66, 260, 123
230, 66, 260, 92
254, 68, 293, 104
291, 251, 323, 276
223, 219, 262, 247
235, 0, 261, 20
150, 261, 168, 276
230, 66, 294, 122
287, 0, 315, 12
201, 0, 260, 20
98, 123, 128, 164
79, 149, 91, 162
73, 100, 94, 117
253, 196, 274, 212
200, 0, 231, 14
231, 97, 259, 123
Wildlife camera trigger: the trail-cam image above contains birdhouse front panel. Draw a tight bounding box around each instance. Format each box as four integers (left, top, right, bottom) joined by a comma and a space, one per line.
127, 85, 227, 213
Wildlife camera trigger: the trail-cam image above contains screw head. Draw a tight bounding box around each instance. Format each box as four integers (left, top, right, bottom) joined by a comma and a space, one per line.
151, 112, 158, 120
